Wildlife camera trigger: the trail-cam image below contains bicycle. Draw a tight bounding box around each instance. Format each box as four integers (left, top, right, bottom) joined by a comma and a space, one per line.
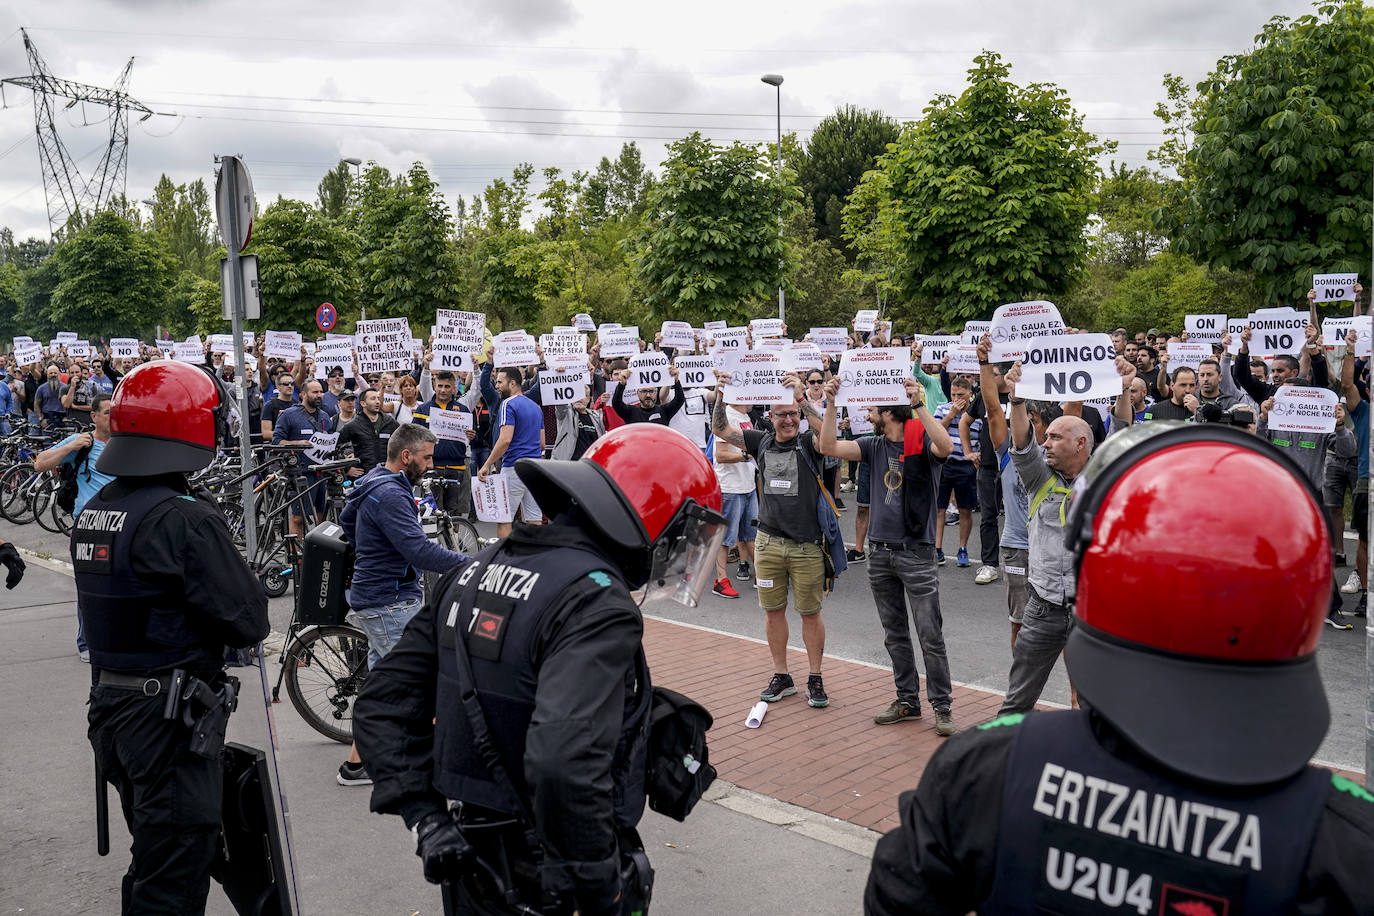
280, 621, 370, 744
417, 473, 482, 554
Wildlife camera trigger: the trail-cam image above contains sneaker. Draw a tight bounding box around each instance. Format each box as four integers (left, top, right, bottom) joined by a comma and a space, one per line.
337, 761, 373, 786
736, 561, 751, 580
834, 497, 846, 510
846, 547, 867, 563
760, 673, 796, 702
1334, 552, 1347, 567
873, 699, 921, 725
945, 510, 959, 526
936, 549, 946, 566
956, 547, 970, 567
1341, 571, 1361, 593
840, 480, 855, 492
974, 565, 999, 584
1354, 592, 1368, 617
806, 674, 829, 708
1325, 612, 1354, 630
713, 578, 740, 599
934, 709, 957, 737
78, 649, 90, 664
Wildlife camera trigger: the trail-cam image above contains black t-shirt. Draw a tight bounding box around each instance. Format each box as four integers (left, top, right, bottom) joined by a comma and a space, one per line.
966, 393, 1006, 468
260, 396, 293, 430
571, 410, 600, 460
743, 428, 822, 543
1143, 399, 1193, 422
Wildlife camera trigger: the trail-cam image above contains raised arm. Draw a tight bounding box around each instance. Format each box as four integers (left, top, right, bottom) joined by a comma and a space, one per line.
911, 378, 953, 459
816, 378, 862, 460
977, 335, 1007, 452
709, 374, 746, 450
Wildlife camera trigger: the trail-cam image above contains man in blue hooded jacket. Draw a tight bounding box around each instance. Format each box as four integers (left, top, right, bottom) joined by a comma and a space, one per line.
337, 422, 467, 785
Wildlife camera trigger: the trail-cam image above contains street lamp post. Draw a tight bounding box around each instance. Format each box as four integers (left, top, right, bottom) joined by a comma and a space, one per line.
761, 73, 784, 324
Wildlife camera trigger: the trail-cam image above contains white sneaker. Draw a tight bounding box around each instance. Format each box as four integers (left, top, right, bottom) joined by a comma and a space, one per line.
974, 565, 1000, 585
1341, 571, 1362, 594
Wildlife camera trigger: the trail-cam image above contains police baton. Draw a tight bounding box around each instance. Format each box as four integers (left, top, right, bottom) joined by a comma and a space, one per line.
94, 755, 109, 856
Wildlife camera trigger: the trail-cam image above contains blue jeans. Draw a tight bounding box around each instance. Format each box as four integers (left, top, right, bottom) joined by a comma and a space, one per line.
868, 544, 953, 711
348, 595, 424, 669
720, 490, 757, 548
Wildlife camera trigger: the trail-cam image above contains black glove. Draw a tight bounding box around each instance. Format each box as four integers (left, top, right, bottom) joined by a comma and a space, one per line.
0, 543, 24, 590
413, 810, 471, 885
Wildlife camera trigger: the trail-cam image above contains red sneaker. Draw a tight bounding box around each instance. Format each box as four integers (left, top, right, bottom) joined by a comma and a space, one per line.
712, 577, 740, 599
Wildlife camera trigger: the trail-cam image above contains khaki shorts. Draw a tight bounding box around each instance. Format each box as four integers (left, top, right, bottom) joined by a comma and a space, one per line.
754, 530, 826, 615
1001, 546, 1029, 623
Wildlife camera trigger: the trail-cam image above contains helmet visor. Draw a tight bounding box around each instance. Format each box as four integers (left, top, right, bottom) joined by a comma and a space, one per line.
643, 501, 727, 608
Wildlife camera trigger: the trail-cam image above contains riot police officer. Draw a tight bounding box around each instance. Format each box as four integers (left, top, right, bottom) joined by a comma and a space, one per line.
865, 423, 1374, 915
77, 360, 269, 915
354, 423, 726, 915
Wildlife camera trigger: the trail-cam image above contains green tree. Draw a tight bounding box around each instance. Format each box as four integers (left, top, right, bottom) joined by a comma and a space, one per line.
583, 143, 655, 224
843, 52, 1109, 323
1090, 250, 1259, 334
1157, 1, 1374, 305
244, 198, 359, 332
148, 175, 217, 279
47, 211, 171, 338
317, 161, 354, 220
354, 163, 462, 324
795, 105, 898, 251
0, 261, 24, 339
630, 133, 801, 323
1092, 163, 1169, 271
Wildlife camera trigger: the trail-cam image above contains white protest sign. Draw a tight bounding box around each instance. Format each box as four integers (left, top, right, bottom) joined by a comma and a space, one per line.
597, 322, 622, 336
784, 342, 825, 374
988, 300, 1066, 361
435, 309, 486, 350
1166, 342, 1212, 372
472, 473, 512, 523
552, 326, 575, 333
1244, 308, 1306, 357
1313, 273, 1358, 304
110, 338, 138, 360
674, 355, 717, 389
356, 318, 414, 373
846, 407, 874, 435
659, 321, 696, 350
708, 327, 748, 354
15, 344, 42, 366
702, 320, 727, 332
1226, 319, 1249, 355
305, 431, 340, 463
573, 313, 596, 332
12, 335, 33, 348
539, 332, 586, 367
264, 330, 302, 359
314, 340, 356, 378
538, 367, 591, 406
326, 332, 353, 343
836, 347, 910, 408
598, 327, 640, 359
430, 338, 474, 373
66, 340, 91, 358
1322, 316, 1372, 357
946, 344, 981, 375
56, 331, 77, 342
174, 341, 204, 363
853, 309, 879, 332
962, 321, 991, 346
719, 350, 788, 405
1184, 314, 1227, 344
155, 340, 175, 356
627, 351, 671, 391
1014, 334, 1122, 402
754, 336, 788, 350
808, 327, 848, 357
209, 334, 233, 353
918, 335, 960, 366
1269, 386, 1338, 434
750, 317, 784, 339
494, 333, 538, 368
428, 407, 472, 441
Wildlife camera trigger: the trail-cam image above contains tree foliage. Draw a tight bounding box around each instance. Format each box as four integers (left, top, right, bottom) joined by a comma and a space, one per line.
630, 133, 801, 323
844, 52, 1109, 323
48, 211, 172, 338
1157, 1, 1374, 305
795, 105, 898, 251
243, 198, 359, 333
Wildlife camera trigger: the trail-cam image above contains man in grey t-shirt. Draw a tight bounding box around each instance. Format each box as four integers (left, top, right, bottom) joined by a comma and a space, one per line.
818, 376, 959, 737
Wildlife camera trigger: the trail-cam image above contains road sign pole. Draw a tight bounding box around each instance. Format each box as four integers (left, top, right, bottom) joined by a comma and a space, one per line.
218, 155, 257, 567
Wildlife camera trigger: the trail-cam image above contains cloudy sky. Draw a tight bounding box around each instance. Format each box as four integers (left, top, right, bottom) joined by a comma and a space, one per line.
0, 0, 1318, 240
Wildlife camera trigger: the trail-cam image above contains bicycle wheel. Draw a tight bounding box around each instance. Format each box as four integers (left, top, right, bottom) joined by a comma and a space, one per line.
0, 463, 37, 524
53, 496, 74, 535
33, 476, 64, 534
283, 624, 370, 743
444, 516, 482, 554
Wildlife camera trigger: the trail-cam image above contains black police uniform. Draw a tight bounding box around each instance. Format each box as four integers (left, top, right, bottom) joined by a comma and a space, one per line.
354, 521, 650, 915
864, 709, 1374, 915
75, 476, 269, 915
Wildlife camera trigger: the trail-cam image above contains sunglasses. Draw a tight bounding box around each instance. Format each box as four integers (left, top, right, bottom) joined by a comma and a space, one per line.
807, 379, 824, 385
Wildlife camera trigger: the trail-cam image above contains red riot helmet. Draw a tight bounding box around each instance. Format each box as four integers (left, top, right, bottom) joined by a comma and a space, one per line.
97, 360, 238, 477
1063, 421, 1332, 786
516, 424, 725, 606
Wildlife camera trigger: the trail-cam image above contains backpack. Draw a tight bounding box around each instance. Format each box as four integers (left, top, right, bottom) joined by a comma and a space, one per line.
644, 686, 716, 822
56, 444, 93, 514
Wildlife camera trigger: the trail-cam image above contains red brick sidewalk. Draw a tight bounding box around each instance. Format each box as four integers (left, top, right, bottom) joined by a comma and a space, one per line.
643, 616, 1010, 835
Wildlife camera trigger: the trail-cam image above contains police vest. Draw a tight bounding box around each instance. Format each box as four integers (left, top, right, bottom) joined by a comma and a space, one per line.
433, 541, 652, 827
72, 484, 207, 672
981, 710, 1328, 915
